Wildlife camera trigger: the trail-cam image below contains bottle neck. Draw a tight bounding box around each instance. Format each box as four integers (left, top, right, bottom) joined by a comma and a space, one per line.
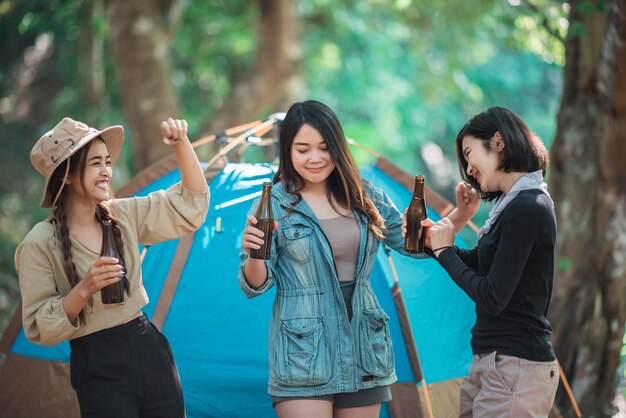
260, 186, 272, 203
257, 186, 273, 219
103, 220, 113, 233
413, 181, 424, 199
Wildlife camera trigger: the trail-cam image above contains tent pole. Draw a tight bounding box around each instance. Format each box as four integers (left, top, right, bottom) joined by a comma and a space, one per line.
419, 379, 434, 418
346, 137, 382, 158
557, 359, 582, 417
140, 246, 149, 263
204, 117, 279, 171
190, 120, 263, 149
384, 246, 434, 418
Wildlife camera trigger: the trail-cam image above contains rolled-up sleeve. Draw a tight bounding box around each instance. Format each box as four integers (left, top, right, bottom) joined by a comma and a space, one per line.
237, 198, 278, 298
114, 182, 210, 245
16, 241, 79, 346
238, 255, 276, 297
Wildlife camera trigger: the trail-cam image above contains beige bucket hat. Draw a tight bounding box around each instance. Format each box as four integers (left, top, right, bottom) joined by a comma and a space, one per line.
30, 117, 124, 208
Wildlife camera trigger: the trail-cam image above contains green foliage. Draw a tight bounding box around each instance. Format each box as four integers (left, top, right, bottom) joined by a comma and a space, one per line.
0, 0, 567, 334
171, 0, 258, 137
557, 257, 573, 272
506, 0, 568, 64
617, 317, 626, 401
299, 0, 563, 199
0, 176, 47, 328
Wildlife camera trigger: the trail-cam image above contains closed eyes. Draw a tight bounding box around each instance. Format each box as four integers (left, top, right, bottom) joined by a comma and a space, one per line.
295, 147, 328, 153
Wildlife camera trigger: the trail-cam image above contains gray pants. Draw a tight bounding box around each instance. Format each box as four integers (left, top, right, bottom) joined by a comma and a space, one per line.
459, 351, 558, 418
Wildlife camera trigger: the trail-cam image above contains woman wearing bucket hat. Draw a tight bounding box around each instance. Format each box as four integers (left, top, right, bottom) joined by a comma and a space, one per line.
15, 117, 209, 418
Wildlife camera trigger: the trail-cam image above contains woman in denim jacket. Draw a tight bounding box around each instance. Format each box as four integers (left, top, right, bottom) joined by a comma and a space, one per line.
239, 100, 474, 418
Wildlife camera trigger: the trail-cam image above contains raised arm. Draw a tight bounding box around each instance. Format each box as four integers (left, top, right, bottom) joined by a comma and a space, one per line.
446, 181, 480, 233
161, 118, 208, 193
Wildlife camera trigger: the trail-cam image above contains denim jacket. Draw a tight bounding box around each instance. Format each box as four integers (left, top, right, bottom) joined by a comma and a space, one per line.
238, 182, 424, 396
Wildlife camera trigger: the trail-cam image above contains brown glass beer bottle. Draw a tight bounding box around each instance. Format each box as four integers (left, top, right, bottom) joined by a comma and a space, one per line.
250, 182, 274, 259
100, 220, 125, 304
405, 175, 428, 253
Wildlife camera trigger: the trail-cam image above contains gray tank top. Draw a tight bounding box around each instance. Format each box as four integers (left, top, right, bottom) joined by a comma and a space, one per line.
319, 215, 360, 282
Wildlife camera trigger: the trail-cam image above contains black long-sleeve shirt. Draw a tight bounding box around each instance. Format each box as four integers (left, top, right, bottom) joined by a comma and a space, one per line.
437, 189, 556, 361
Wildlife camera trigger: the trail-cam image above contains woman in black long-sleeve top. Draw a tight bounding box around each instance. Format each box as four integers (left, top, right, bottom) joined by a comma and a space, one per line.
426, 107, 559, 417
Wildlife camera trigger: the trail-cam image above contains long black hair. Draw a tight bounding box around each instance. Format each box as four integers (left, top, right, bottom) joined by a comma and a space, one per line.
273, 100, 385, 238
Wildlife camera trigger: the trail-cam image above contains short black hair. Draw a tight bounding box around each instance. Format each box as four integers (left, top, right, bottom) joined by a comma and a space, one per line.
455, 107, 548, 201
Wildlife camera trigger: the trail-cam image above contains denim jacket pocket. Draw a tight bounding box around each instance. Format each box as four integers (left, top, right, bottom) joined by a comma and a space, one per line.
282, 224, 313, 262
359, 308, 394, 377
274, 317, 332, 387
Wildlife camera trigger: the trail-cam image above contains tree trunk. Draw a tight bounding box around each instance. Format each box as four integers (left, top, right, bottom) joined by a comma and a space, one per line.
549, 0, 626, 416
81, 0, 108, 125
198, 0, 303, 139
104, 0, 180, 171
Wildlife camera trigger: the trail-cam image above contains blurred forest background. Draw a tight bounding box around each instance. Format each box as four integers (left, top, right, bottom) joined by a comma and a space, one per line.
0, 0, 624, 416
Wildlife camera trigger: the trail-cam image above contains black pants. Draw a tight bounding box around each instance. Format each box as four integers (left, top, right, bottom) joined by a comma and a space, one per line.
69, 314, 185, 418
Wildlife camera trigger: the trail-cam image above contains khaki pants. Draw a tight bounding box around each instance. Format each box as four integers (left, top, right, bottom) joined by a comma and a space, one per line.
459, 351, 558, 418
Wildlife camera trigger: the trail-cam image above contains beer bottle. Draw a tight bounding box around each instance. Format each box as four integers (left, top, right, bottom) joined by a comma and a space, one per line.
250, 182, 274, 259
405, 175, 428, 253
100, 220, 125, 304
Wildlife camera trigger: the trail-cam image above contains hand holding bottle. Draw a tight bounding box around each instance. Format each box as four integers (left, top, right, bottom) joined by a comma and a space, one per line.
242, 215, 279, 255
242, 214, 279, 290
404, 175, 428, 253
246, 182, 275, 259
62, 256, 125, 322
77, 257, 125, 299
100, 220, 126, 304
423, 217, 456, 257
403, 211, 432, 249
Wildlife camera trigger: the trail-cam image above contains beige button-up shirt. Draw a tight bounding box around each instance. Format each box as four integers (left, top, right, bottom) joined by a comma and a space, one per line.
16, 182, 209, 346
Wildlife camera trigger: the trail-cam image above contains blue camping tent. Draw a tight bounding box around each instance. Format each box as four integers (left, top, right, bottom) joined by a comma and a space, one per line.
0, 122, 476, 418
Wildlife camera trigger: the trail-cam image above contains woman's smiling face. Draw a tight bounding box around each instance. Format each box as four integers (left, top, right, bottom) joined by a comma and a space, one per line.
290, 123, 336, 188
461, 134, 503, 193
68, 139, 113, 204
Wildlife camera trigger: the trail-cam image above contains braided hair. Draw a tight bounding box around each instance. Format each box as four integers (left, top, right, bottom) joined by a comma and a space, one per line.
47, 138, 128, 293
